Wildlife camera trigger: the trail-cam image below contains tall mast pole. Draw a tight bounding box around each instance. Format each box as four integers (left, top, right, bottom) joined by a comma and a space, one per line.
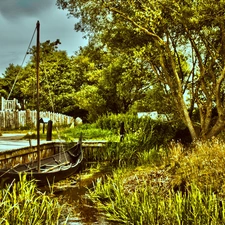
36, 21, 41, 172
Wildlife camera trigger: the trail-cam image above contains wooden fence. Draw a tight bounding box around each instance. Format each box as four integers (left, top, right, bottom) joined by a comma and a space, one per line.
1, 97, 20, 111
0, 110, 73, 129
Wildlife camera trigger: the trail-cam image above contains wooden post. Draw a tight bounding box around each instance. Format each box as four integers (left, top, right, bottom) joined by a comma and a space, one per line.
46, 120, 52, 141
36, 21, 41, 172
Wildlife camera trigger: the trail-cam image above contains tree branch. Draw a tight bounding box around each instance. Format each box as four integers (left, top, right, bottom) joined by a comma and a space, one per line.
108, 6, 164, 45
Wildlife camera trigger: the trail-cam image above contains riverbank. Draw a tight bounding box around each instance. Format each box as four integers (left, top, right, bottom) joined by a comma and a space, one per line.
86, 139, 225, 224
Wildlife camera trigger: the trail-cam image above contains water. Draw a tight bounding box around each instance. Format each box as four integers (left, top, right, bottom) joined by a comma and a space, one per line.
56, 165, 120, 225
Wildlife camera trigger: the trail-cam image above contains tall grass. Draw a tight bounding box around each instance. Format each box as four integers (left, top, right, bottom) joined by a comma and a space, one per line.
88, 168, 225, 225
56, 114, 174, 166
87, 138, 225, 224
96, 113, 174, 149
58, 119, 170, 166
167, 138, 225, 195
0, 175, 67, 225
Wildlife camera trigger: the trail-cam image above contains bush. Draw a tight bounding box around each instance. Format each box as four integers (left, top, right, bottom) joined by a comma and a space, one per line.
96, 113, 174, 149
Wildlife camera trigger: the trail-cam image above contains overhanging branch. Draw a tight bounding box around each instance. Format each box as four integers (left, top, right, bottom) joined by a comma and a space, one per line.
108, 6, 164, 45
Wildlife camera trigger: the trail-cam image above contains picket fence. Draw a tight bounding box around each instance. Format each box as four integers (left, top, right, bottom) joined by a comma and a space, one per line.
0, 110, 73, 129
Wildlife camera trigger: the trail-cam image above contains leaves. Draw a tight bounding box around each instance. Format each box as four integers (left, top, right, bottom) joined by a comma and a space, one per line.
56, 0, 225, 139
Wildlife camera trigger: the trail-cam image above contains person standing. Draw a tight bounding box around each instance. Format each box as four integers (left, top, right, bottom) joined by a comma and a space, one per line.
120, 122, 125, 142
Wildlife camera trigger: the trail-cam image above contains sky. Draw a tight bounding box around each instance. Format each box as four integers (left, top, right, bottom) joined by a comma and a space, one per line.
0, 0, 88, 76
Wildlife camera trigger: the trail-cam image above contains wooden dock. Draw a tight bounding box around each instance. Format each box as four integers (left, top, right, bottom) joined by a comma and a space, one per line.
0, 138, 109, 169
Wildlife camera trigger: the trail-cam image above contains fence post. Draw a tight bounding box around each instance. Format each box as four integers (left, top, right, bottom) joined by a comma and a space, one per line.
14, 110, 19, 129
1, 97, 4, 111
46, 120, 52, 141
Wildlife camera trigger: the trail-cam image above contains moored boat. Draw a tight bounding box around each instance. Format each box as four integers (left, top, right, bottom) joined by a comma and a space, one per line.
0, 138, 83, 186
0, 21, 83, 187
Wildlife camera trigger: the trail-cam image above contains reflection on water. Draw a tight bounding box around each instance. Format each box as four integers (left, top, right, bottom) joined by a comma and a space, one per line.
57, 165, 120, 225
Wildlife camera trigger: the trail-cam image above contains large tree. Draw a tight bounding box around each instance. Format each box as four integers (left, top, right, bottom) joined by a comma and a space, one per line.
72, 43, 154, 121
17, 40, 87, 117
57, 0, 225, 140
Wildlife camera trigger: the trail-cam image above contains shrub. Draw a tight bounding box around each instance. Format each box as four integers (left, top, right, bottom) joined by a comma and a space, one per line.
96, 113, 174, 149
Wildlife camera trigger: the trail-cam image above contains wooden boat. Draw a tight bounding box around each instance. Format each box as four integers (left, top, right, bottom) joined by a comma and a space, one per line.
0, 140, 83, 186
0, 21, 83, 186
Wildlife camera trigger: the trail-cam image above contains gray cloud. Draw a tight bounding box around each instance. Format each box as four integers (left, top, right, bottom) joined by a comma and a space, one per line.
0, 0, 54, 20
0, 1, 88, 75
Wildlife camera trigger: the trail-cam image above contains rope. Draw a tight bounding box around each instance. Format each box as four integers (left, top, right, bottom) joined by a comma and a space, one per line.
7, 26, 37, 100
43, 65, 67, 162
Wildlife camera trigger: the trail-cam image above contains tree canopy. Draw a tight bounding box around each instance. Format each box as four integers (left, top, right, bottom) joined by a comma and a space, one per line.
2, 0, 225, 140
0, 40, 87, 117
56, 0, 225, 140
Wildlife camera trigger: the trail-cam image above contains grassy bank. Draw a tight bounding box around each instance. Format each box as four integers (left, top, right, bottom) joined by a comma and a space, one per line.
87, 139, 225, 224
20, 123, 116, 142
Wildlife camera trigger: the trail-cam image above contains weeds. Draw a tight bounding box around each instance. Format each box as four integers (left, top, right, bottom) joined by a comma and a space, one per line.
0, 175, 67, 224
88, 168, 225, 225
87, 138, 225, 224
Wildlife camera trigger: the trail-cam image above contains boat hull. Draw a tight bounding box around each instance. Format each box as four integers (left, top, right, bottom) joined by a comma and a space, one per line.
0, 142, 83, 186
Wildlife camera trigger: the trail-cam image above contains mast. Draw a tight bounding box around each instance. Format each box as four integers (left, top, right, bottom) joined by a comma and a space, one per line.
36, 21, 41, 172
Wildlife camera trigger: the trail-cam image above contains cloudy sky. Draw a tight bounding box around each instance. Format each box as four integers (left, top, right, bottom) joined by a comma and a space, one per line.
0, 0, 88, 76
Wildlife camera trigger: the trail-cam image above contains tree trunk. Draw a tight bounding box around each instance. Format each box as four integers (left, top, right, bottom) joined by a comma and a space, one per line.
180, 95, 198, 140
206, 117, 225, 139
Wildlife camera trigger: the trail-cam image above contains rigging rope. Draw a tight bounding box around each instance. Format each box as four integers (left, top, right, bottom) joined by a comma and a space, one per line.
7, 26, 37, 100
43, 65, 67, 162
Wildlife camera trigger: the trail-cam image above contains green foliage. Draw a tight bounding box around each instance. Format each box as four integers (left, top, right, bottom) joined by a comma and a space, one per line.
96, 113, 174, 149
58, 117, 171, 164
88, 169, 225, 225
0, 175, 66, 224
1, 40, 87, 119
0, 64, 25, 104
72, 46, 154, 121
57, 0, 225, 139
23, 40, 77, 113
61, 123, 115, 141
74, 85, 106, 121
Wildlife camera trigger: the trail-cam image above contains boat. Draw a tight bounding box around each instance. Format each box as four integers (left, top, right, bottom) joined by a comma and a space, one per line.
0, 21, 83, 186
0, 139, 83, 186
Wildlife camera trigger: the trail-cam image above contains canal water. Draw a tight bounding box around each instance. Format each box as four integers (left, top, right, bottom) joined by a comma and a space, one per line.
55, 164, 120, 225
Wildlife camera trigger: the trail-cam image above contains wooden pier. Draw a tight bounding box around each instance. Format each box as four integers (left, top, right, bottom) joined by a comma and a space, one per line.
0, 141, 108, 169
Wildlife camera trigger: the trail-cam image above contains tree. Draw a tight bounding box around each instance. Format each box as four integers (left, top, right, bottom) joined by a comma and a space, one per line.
22, 40, 82, 116
72, 43, 154, 121
0, 40, 89, 119
57, 0, 225, 140
0, 64, 25, 105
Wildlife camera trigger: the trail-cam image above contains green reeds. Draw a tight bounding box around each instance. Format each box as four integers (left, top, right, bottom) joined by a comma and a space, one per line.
88, 169, 225, 225
62, 123, 115, 141
0, 175, 66, 225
